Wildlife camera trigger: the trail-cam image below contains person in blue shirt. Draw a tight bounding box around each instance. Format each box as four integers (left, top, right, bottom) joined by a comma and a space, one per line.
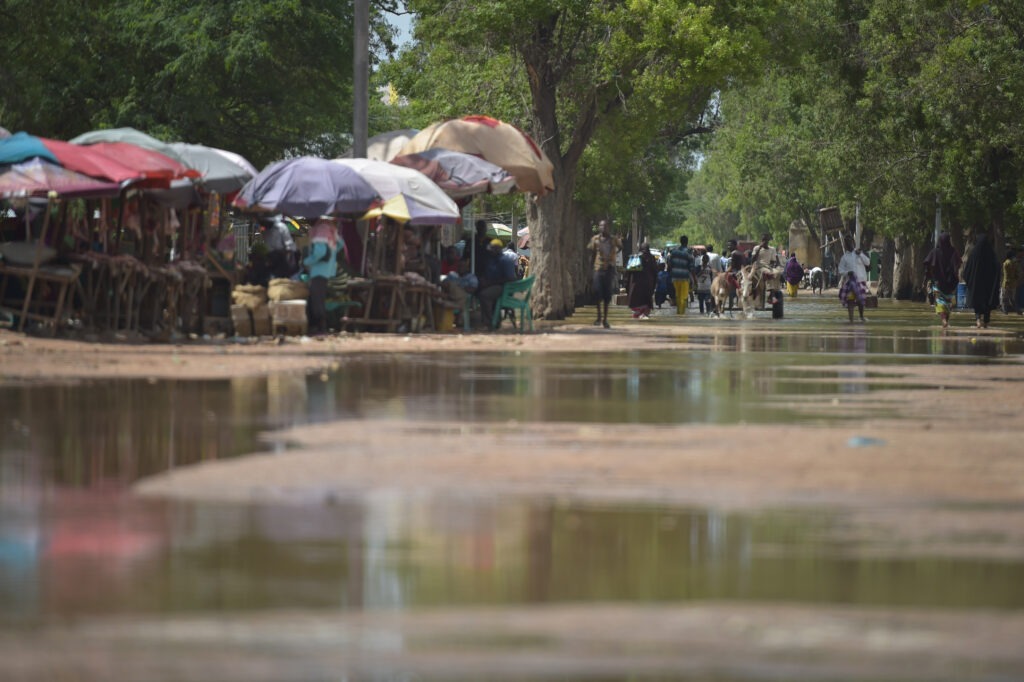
668, 235, 695, 315
477, 238, 520, 329
303, 216, 341, 335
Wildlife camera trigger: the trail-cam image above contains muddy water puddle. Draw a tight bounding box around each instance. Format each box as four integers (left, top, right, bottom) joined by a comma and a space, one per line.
3, 494, 1023, 622
2, 318, 1024, 679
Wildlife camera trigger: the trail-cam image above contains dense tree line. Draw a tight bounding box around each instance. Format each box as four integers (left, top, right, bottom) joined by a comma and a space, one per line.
4, 1, 1022, 310
0, 0, 399, 168
683, 0, 1024, 298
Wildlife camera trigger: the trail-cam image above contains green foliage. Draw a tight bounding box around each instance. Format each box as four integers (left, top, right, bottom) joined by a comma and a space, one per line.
0, 0, 399, 168
691, 0, 1024, 248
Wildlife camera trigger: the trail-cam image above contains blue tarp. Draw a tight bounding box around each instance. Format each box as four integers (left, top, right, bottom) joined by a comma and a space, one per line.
0, 132, 58, 165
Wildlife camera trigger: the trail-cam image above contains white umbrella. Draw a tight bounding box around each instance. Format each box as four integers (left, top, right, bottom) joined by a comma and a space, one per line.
331, 158, 458, 217
165, 142, 255, 194
210, 147, 259, 177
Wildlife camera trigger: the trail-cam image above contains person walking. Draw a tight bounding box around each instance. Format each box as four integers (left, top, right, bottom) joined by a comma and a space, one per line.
838, 237, 870, 296
839, 270, 866, 323
962, 232, 1001, 329
627, 242, 658, 319
749, 233, 781, 309
1000, 247, 1018, 314
705, 243, 723, 273
654, 262, 674, 309
784, 252, 804, 298
668, 235, 695, 315
303, 216, 341, 336
923, 231, 962, 329
587, 220, 622, 328
694, 253, 715, 315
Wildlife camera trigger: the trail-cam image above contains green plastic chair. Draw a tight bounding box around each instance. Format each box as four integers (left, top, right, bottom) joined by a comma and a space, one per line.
491, 275, 535, 332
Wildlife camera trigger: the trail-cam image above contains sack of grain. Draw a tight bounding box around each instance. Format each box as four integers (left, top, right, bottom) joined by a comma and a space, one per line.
268, 278, 309, 302
231, 284, 267, 310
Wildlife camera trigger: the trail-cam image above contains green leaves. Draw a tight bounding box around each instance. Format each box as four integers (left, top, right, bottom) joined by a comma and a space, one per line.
0, 0, 398, 167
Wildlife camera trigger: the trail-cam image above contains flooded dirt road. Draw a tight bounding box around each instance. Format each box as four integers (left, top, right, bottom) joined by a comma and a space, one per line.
1, 295, 1023, 680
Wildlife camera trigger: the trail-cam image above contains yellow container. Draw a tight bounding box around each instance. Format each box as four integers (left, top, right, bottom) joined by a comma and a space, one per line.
433, 305, 455, 332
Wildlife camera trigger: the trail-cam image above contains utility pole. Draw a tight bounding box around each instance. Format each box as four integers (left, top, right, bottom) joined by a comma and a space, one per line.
353, 0, 369, 158
934, 194, 942, 246
854, 199, 861, 249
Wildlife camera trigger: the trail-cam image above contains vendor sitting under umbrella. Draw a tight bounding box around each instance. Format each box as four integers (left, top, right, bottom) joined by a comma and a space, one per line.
477, 238, 520, 329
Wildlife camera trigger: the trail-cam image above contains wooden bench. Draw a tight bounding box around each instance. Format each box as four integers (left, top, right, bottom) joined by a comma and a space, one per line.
0, 261, 83, 334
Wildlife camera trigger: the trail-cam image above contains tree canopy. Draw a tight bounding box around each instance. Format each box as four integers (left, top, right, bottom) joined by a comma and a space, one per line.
4, 0, 1022, 305
1, 0, 400, 168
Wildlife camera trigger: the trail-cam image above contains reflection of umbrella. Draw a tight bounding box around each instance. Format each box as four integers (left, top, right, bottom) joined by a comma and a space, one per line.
331, 158, 458, 215
361, 193, 461, 225
389, 148, 516, 199
0, 158, 121, 198
398, 115, 555, 196
166, 142, 255, 193
233, 156, 381, 218
339, 129, 419, 161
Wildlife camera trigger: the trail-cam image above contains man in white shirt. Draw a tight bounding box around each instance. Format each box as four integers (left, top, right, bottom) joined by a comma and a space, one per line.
838, 237, 870, 287
705, 243, 723, 272
748, 233, 781, 309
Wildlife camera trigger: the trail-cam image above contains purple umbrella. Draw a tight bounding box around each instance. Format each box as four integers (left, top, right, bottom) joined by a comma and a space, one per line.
233, 156, 381, 218
390, 148, 516, 199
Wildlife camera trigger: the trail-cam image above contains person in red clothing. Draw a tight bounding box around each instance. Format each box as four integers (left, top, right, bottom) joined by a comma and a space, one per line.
440, 245, 461, 276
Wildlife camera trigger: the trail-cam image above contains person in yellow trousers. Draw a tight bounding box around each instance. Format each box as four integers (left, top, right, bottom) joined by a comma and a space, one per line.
667, 235, 696, 315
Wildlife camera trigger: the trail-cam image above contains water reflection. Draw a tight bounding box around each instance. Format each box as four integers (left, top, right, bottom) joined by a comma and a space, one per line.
3, 494, 1022, 622
0, 344, 1004, 494
3, 314, 1023, 639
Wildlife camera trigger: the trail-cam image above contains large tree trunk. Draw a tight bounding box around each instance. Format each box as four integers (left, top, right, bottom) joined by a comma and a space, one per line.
877, 236, 896, 298
529, 179, 581, 320
893, 234, 931, 301
892, 236, 916, 301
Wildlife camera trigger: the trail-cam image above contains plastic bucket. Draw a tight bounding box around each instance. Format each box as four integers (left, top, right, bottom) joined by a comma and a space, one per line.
433, 305, 455, 332
956, 282, 967, 309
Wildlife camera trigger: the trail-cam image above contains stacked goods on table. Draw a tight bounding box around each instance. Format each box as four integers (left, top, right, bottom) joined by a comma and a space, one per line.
267, 278, 309, 335
230, 284, 271, 336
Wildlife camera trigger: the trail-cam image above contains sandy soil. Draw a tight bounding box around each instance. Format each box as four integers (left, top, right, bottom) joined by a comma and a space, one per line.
3, 309, 1024, 681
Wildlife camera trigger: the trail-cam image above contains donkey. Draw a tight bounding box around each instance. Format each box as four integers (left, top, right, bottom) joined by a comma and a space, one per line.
711, 268, 754, 318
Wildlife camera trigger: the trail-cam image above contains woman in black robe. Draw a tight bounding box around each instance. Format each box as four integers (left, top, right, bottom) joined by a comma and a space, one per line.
962, 232, 1001, 329
923, 231, 961, 329
627, 242, 658, 319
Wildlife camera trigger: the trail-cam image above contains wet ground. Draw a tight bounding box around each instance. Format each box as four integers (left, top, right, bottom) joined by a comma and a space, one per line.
1, 294, 1024, 681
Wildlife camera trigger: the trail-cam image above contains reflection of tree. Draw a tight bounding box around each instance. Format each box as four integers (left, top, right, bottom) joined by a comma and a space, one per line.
525, 506, 554, 602
0, 380, 271, 489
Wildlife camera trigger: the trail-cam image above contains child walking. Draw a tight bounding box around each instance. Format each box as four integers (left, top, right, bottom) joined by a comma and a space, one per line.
839, 270, 866, 323
695, 254, 715, 315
